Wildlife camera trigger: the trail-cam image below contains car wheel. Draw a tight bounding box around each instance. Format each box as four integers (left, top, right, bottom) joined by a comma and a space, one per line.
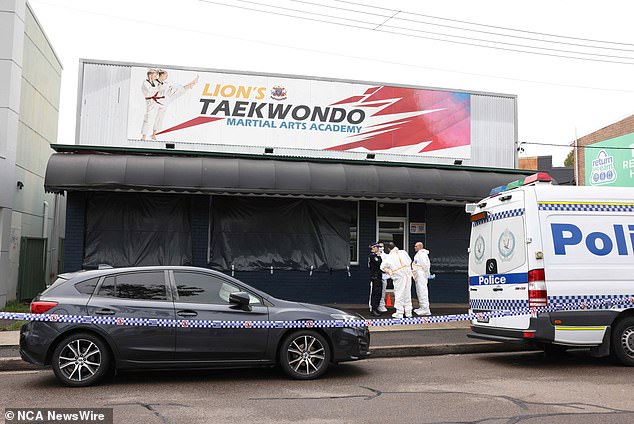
611, 317, 634, 366
280, 330, 330, 380
51, 333, 111, 387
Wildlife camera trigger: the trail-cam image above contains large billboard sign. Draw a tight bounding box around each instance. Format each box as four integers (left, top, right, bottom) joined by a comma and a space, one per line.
585, 132, 634, 187
127, 66, 471, 158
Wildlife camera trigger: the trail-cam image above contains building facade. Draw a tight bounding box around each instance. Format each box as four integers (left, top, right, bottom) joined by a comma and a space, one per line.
0, 0, 64, 306
577, 114, 634, 187
46, 60, 529, 305
518, 156, 574, 185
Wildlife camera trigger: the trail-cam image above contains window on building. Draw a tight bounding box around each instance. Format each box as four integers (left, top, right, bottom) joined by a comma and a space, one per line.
209, 197, 356, 272
96, 272, 167, 301
173, 272, 261, 305
378, 202, 407, 217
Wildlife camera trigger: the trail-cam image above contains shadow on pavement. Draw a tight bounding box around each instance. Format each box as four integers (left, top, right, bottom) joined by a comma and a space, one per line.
21, 362, 371, 389
474, 349, 622, 369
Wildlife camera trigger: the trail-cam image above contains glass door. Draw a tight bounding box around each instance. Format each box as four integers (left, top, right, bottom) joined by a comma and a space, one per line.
377, 218, 408, 250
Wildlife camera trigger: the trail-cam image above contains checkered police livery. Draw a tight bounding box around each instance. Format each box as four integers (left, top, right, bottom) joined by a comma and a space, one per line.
472, 208, 524, 227
468, 175, 634, 365
538, 202, 634, 213
469, 298, 528, 311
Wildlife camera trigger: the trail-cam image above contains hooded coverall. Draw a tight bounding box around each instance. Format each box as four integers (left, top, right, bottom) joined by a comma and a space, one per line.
412, 248, 431, 314
380, 247, 413, 318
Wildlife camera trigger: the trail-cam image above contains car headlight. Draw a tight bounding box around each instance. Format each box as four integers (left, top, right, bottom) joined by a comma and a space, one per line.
330, 313, 362, 321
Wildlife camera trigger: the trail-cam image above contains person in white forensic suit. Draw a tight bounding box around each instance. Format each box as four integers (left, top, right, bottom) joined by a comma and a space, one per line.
141, 68, 161, 140
152, 70, 199, 139
412, 241, 432, 316
379, 242, 413, 319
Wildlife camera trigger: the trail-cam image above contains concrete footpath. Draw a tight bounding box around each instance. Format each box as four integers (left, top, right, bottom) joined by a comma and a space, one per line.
0, 304, 535, 372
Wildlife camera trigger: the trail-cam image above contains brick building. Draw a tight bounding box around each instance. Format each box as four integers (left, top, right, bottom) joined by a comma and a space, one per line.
577, 114, 634, 187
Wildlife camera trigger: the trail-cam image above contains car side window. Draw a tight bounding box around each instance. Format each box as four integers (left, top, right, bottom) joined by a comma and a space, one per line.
75, 277, 99, 295
174, 272, 261, 305
96, 272, 167, 301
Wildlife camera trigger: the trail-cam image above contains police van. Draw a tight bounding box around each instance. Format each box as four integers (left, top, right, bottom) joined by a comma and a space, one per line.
466, 173, 634, 365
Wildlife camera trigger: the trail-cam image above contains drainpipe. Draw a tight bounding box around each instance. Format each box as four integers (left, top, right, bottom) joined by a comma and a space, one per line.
42, 201, 49, 238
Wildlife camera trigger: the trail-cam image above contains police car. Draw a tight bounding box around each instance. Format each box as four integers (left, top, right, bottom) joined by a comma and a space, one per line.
466, 173, 634, 365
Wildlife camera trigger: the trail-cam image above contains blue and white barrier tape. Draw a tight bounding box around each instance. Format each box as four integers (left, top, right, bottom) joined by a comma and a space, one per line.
1, 296, 633, 329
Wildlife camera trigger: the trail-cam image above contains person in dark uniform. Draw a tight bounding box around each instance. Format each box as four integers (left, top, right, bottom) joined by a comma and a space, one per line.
368, 242, 383, 317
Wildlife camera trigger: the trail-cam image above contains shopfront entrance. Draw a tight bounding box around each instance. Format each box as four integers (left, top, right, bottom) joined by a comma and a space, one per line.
377, 218, 407, 250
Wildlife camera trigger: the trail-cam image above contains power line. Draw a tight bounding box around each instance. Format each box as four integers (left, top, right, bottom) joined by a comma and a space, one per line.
28, 1, 634, 93
335, 0, 634, 48
292, 0, 634, 53
199, 0, 634, 65
520, 141, 634, 150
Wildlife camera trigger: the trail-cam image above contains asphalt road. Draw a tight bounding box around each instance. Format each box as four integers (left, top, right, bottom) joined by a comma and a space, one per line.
1, 351, 633, 424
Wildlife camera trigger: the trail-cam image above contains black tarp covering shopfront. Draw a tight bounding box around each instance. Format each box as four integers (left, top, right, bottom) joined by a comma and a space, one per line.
209, 196, 355, 272
84, 193, 192, 268
426, 204, 470, 273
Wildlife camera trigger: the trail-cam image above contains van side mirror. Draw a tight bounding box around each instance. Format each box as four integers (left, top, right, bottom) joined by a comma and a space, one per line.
229, 291, 252, 311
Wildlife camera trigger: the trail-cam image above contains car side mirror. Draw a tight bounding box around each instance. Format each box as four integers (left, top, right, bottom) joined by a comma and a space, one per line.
229, 291, 252, 311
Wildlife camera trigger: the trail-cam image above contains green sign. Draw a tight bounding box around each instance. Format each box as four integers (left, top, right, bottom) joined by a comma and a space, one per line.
585, 132, 634, 187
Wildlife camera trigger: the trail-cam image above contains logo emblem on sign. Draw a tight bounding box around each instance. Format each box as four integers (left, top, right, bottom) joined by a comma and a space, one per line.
474, 235, 485, 263
498, 228, 516, 261
270, 85, 287, 100
590, 150, 617, 185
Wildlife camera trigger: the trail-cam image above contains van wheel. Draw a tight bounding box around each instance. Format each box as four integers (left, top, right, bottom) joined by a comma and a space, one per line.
52, 333, 111, 387
279, 330, 330, 380
611, 317, 634, 366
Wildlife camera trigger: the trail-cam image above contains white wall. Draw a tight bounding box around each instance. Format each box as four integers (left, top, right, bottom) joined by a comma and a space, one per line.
0, 0, 62, 306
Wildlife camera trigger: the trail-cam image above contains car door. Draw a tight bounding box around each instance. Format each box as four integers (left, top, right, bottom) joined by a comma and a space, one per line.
170, 270, 269, 362
86, 270, 176, 362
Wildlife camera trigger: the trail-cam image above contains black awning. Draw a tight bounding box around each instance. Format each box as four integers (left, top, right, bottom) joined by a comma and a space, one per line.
45, 153, 532, 202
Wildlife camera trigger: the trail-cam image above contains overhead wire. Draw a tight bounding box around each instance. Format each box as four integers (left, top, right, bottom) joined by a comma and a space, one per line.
335, 0, 634, 48
292, 0, 634, 53
28, 0, 634, 92
197, 0, 634, 64
520, 141, 634, 150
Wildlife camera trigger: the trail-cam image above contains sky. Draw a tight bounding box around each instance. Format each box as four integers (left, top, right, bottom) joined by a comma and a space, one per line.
29, 0, 634, 166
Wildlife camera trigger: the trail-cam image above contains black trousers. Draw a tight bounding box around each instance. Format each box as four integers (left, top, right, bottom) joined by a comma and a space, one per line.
370, 276, 382, 311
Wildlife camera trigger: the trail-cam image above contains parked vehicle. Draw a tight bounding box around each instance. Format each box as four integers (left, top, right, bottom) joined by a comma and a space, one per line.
466, 173, 634, 365
20, 266, 370, 386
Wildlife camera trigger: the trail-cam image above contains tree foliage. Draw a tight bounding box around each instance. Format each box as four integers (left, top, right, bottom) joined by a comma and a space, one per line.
564, 149, 575, 167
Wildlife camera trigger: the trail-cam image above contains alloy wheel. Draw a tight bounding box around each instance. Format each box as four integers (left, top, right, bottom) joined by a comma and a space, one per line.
57, 338, 102, 383
286, 334, 326, 376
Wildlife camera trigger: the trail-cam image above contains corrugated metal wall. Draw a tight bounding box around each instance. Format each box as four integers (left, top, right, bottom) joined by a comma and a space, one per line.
471, 94, 517, 168
78, 63, 131, 146
77, 61, 517, 169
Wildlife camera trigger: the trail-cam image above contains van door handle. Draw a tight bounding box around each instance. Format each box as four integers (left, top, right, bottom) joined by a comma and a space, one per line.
95, 308, 115, 316
177, 310, 198, 318
492, 287, 504, 292
470, 288, 478, 291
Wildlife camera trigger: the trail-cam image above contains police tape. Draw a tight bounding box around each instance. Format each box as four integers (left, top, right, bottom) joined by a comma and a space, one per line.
1, 296, 634, 329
